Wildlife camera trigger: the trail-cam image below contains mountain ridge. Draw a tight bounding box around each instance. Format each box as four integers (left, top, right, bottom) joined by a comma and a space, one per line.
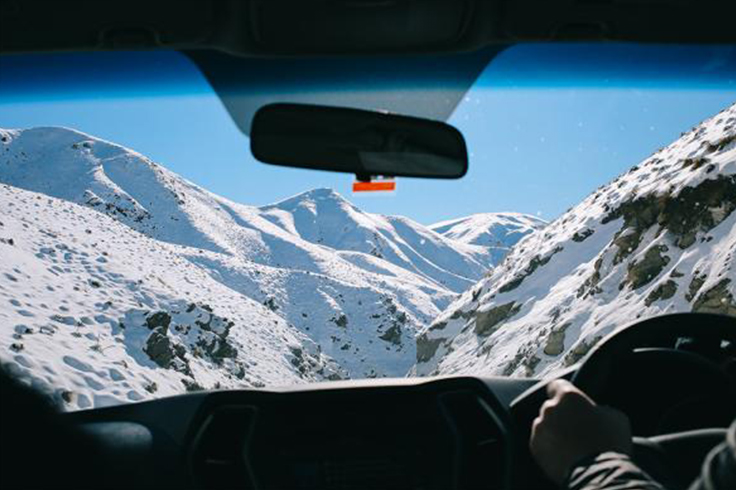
0, 125, 540, 409
414, 102, 736, 379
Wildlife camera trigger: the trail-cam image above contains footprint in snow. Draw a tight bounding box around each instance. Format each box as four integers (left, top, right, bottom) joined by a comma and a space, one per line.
62, 355, 93, 373
83, 376, 105, 391
14, 355, 33, 368
77, 393, 92, 409
127, 391, 144, 401
14, 325, 33, 334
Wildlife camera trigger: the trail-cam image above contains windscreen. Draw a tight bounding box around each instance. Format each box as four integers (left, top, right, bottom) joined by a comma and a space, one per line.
0, 44, 734, 409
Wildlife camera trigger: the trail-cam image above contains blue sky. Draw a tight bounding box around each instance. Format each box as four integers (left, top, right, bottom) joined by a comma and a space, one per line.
1, 46, 734, 225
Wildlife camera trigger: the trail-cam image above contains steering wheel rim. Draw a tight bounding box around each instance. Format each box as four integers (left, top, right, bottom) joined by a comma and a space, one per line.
571, 312, 736, 401
508, 312, 735, 490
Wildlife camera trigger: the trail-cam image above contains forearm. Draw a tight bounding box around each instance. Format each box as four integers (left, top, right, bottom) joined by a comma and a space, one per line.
566, 452, 665, 490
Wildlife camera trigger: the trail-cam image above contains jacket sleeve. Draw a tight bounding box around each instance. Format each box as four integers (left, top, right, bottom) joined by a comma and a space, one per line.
566, 420, 736, 490
565, 452, 666, 490
689, 420, 736, 490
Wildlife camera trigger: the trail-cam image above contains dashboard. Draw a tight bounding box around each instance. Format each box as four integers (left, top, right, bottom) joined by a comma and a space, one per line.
44, 314, 736, 490
68, 376, 538, 490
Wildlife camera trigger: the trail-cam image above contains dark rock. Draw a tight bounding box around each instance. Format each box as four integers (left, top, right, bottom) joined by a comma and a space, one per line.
577, 257, 603, 299
692, 279, 736, 315
474, 302, 521, 336
499, 247, 562, 293
524, 355, 541, 376
623, 245, 670, 290
182, 379, 204, 392
543, 322, 571, 356
145, 311, 171, 331
379, 324, 402, 345
263, 297, 278, 312
605, 176, 736, 255
686, 274, 706, 302
572, 229, 594, 242
682, 156, 709, 170
416, 335, 444, 363
144, 329, 174, 368
429, 320, 448, 332
563, 335, 603, 366
645, 280, 678, 306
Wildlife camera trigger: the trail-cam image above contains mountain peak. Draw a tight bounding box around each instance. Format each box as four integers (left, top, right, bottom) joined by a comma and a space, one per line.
2, 126, 120, 149
299, 187, 344, 200
263, 187, 353, 211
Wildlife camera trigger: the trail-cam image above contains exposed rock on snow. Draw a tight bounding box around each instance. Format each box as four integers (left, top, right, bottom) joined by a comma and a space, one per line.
415, 102, 736, 379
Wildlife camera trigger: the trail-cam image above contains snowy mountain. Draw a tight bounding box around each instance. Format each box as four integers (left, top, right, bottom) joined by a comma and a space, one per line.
260, 188, 491, 292
0, 181, 340, 409
0, 125, 493, 409
431, 213, 547, 265
415, 103, 736, 379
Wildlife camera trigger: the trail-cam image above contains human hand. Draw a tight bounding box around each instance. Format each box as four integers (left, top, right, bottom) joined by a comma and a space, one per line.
529, 379, 632, 485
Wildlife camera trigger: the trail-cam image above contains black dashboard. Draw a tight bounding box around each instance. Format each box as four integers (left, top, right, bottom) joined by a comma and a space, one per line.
67, 376, 538, 490
43, 314, 736, 490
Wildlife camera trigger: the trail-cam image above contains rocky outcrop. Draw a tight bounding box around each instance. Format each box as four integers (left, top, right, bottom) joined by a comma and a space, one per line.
543, 323, 571, 356
692, 279, 736, 315
498, 247, 563, 293
605, 175, 736, 257
416, 335, 444, 363
623, 245, 670, 290
474, 302, 521, 336
414, 103, 736, 380
645, 280, 678, 306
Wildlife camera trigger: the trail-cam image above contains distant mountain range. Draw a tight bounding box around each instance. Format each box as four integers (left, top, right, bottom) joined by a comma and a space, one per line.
415, 102, 736, 379
431, 213, 547, 265
0, 126, 539, 408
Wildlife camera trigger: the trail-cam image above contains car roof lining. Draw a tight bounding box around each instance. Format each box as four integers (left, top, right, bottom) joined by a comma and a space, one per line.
2, 0, 734, 134
2, 0, 735, 58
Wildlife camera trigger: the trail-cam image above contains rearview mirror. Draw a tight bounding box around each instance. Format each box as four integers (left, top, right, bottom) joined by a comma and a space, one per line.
250, 103, 468, 180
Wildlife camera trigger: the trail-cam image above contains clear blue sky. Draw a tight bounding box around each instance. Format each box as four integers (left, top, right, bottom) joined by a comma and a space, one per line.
1, 46, 734, 225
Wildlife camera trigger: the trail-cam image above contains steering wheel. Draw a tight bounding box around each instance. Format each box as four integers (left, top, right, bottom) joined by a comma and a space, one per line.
509, 312, 736, 490
572, 312, 735, 401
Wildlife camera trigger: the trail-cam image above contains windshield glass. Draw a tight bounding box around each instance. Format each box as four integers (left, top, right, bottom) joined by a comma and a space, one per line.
1, 45, 734, 409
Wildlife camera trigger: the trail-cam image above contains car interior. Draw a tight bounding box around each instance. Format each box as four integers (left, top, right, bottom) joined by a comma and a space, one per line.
1, 1, 735, 489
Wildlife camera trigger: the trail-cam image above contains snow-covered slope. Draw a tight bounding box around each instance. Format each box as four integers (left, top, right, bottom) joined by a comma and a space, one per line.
0, 125, 497, 409
0, 182, 340, 409
431, 213, 547, 265
415, 103, 736, 379
260, 189, 491, 292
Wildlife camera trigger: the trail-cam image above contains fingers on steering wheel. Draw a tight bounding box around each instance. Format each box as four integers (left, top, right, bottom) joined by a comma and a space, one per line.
546, 379, 573, 398
547, 379, 596, 406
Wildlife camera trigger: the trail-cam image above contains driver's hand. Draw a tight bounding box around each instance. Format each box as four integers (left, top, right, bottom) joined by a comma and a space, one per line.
529, 379, 632, 486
